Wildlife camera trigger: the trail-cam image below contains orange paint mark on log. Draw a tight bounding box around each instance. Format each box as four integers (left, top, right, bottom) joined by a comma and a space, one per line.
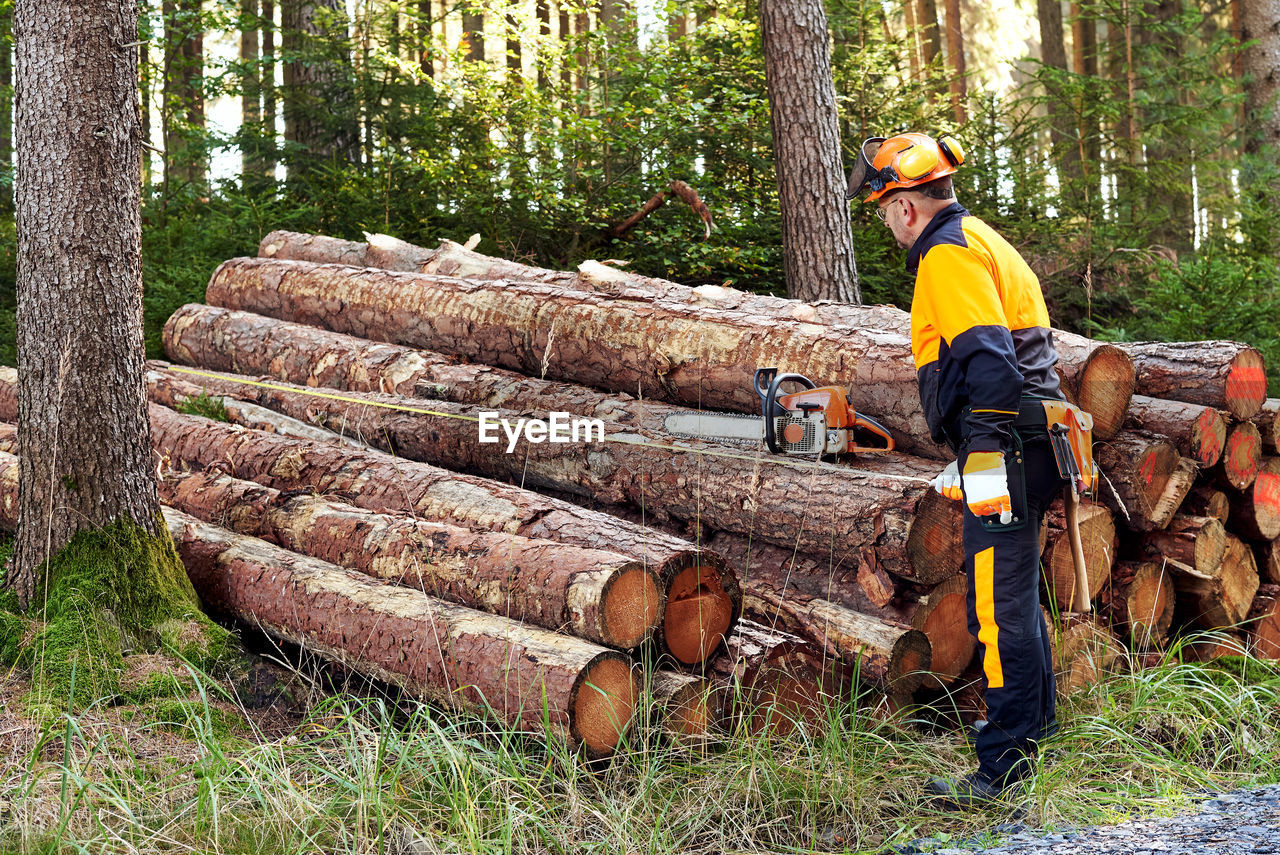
1257, 472, 1280, 515
1225, 430, 1261, 483
1227, 364, 1267, 400
1139, 453, 1157, 487
1195, 409, 1222, 464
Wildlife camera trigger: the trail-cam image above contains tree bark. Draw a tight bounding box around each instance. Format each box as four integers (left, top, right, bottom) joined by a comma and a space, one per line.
701, 532, 974, 688
162, 0, 205, 191
203, 258, 944, 456
739, 578, 931, 693
158, 467, 663, 650
1256, 399, 1279, 455
1125, 395, 1226, 468
1041, 498, 1117, 611
1257, 538, 1280, 584
143, 404, 739, 668
1214, 421, 1262, 491
758, 0, 859, 303
1098, 560, 1175, 649
1094, 431, 1197, 531
915, 0, 942, 66
9, 0, 165, 605
1183, 485, 1230, 523
240, 0, 265, 183
1118, 341, 1267, 420
1038, 0, 1081, 193
248, 232, 1137, 441
0, 10, 12, 209
1141, 514, 1227, 578
1229, 457, 1280, 541
1172, 533, 1260, 630
1143, 0, 1195, 253
942, 0, 966, 122
165, 507, 640, 758
143, 361, 960, 586
903, 0, 922, 80
1242, 0, 1280, 153
259, 0, 277, 176
281, 0, 358, 164
1071, 0, 1100, 167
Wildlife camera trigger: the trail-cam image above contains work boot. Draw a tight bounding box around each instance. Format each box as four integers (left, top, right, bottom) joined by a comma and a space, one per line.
924, 772, 1011, 809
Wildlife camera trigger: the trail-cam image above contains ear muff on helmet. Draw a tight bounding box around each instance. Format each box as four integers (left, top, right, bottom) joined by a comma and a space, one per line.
938, 134, 965, 167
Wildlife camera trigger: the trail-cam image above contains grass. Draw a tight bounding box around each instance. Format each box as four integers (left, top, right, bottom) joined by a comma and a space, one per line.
0, 639, 1277, 855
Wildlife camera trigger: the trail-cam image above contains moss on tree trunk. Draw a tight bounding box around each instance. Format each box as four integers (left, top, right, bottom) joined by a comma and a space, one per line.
0, 515, 235, 710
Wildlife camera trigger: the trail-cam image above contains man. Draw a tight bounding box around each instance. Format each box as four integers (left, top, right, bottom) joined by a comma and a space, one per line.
848, 133, 1066, 806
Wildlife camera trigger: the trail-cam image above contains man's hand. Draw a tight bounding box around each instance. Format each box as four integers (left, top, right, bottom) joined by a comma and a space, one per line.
962, 451, 1013, 524
931, 460, 963, 500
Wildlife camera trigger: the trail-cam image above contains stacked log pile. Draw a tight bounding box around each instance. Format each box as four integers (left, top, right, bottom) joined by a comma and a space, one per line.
9, 229, 1274, 753
170, 233, 1275, 699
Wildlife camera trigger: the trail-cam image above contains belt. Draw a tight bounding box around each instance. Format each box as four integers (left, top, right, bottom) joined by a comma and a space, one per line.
960, 396, 1064, 438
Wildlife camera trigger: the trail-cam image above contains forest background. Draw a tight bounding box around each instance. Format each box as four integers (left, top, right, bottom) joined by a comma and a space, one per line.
0, 0, 1276, 394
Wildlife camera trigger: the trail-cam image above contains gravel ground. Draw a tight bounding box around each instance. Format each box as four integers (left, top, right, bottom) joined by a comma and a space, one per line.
891, 783, 1280, 854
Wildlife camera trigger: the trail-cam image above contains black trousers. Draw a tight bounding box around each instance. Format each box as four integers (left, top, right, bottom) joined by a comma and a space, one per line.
960, 433, 1062, 785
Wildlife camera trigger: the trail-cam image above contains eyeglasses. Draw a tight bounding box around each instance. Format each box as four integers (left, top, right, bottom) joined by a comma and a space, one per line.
875, 199, 903, 223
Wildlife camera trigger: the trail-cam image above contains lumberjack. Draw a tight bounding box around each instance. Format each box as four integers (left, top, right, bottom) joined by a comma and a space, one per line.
849, 132, 1093, 808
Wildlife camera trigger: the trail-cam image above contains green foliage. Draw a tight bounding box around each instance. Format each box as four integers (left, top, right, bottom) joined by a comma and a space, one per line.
175, 391, 229, 422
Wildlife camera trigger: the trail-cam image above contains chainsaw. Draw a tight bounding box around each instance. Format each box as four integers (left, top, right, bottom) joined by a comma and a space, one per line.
662, 368, 895, 456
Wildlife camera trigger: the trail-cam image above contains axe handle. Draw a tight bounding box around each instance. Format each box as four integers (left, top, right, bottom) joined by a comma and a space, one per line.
1064, 487, 1092, 613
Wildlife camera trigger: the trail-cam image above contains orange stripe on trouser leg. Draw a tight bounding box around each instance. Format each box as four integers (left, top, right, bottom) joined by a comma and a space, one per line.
975, 546, 1004, 688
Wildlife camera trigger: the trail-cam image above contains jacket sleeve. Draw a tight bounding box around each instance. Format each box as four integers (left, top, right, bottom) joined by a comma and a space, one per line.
915, 243, 1023, 453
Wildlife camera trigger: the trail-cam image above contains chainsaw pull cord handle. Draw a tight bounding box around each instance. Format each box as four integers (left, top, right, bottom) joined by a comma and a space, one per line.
762, 372, 816, 453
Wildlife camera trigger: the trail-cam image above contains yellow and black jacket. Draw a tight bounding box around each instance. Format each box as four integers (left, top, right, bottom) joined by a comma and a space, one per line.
908, 203, 1061, 453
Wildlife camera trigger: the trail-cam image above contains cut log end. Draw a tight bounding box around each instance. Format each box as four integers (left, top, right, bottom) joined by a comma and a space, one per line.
906, 491, 965, 585
572, 654, 640, 758
1220, 422, 1262, 491
1225, 349, 1268, 420
662, 564, 736, 667
889, 629, 933, 694
1053, 619, 1125, 698
1120, 562, 1175, 649
602, 565, 663, 650
1191, 407, 1227, 466
1077, 345, 1135, 441
913, 574, 975, 688
652, 673, 726, 739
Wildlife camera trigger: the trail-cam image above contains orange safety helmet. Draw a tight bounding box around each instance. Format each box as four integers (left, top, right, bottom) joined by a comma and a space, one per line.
846, 132, 965, 202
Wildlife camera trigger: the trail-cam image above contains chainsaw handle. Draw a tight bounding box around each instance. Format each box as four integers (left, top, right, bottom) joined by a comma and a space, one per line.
848, 412, 896, 452
762, 371, 817, 453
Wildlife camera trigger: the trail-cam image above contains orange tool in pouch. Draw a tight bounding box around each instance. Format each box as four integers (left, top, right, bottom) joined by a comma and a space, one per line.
1042, 400, 1097, 496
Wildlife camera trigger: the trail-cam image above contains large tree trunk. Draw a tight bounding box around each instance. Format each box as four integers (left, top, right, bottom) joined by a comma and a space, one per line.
942, 0, 966, 122
165, 507, 640, 759
251, 231, 1137, 442
1094, 431, 1197, 531
203, 258, 944, 456
158, 467, 662, 650
9, 0, 166, 605
261, 0, 277, 176
1142, 0, 1195, 253
142, 404, 739, 668
1118, 341, 1267, 420
281, 0, 358, 165
1038, 0, 1081, 194
1125, 395, 1226, 467
143, 361, 962, 585
0, 11, 11, 210
240, 0, 264, 183
915, 0, 942, 66
162, 0, 206, 191
758, 0, 859, 303
1243, 0, 1280, 254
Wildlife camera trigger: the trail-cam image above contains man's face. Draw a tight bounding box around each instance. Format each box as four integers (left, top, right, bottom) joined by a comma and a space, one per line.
878, 197, 912, 250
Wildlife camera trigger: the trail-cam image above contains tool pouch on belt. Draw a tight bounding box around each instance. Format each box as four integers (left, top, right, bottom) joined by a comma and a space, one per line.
1040, 400, 1096, 496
